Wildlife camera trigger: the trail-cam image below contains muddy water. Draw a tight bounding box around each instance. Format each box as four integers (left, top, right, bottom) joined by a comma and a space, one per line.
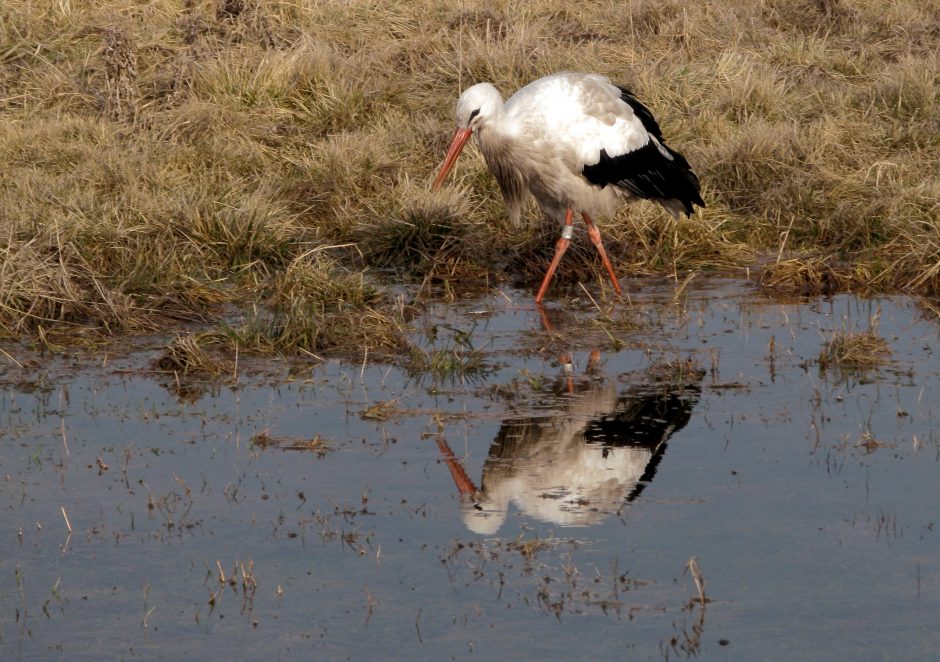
2, 277, 939, 660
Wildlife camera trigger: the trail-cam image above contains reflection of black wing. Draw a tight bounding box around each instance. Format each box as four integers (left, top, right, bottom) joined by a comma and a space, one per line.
483, 365, 703, 500
585, 379, 701, 502
583, 384, 699, 447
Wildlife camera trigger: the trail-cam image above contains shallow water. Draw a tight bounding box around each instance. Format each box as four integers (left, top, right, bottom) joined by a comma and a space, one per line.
2, 277, 940, 660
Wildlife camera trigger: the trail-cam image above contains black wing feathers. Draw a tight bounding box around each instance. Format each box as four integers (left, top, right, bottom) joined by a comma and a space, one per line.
581, 86, 704, 216
616, 86, 664, 140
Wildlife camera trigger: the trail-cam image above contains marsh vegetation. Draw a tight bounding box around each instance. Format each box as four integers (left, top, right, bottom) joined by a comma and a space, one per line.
1, 0, 939, 357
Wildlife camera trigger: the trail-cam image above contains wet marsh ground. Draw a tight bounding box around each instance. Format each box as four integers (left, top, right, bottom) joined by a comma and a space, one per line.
3, 278, 940, 660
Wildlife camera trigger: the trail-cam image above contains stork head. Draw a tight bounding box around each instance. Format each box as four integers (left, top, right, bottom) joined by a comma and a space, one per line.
455, 82, 502, 130
461, 497, 507, 535
432, 82, 503, 190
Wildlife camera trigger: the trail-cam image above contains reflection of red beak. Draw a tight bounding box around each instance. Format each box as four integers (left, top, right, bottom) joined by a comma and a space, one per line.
435, 436, 478, 495
432, 128, 473, 190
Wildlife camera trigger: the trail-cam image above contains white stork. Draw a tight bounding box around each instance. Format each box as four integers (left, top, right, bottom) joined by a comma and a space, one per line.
432, 72, 704, 304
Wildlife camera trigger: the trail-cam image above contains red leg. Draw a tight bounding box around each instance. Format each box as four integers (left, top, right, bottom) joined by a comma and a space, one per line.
535, 209, 575, 304
559, 350, 575, 394
581, 212, 623, 297
586, 349, 602, 374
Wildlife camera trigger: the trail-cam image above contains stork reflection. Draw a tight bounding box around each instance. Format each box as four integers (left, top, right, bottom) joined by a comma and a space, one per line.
439, 336, 703, 534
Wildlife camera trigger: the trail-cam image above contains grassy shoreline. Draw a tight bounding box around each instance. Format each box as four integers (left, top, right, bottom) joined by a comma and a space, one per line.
2, 0, 939, 353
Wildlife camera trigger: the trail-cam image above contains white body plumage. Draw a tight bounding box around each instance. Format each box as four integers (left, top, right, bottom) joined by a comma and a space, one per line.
446, 73, 700, 226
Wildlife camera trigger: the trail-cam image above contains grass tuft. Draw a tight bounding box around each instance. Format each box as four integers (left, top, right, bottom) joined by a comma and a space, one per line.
819, 307, 891, 372
219, 254, 408, 355
403, 345, 489, 384
0, 235, 145, 337
155, 332, 227, 377
759, 256, 851, 297
819, 329, 891, 371
355, 179, 479, 272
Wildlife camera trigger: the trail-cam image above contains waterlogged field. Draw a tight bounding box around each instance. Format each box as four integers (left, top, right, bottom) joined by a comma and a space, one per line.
4, 1, 940, 658
2, 278, 939, 660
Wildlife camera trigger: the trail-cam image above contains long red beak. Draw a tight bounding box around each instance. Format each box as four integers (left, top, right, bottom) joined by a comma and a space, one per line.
432, 128, 472, 190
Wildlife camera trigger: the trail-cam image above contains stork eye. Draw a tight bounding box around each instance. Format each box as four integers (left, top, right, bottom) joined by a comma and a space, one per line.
468, 108, 481, 121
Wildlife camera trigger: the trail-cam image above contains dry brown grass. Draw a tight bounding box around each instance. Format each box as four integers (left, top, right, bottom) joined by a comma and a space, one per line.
819, 305, 892, 371
155, 332, 227, 377
759, 256, 852, 296
220, 252, 409, 355
2, 0, 940, 349
819, 329, 892, 370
